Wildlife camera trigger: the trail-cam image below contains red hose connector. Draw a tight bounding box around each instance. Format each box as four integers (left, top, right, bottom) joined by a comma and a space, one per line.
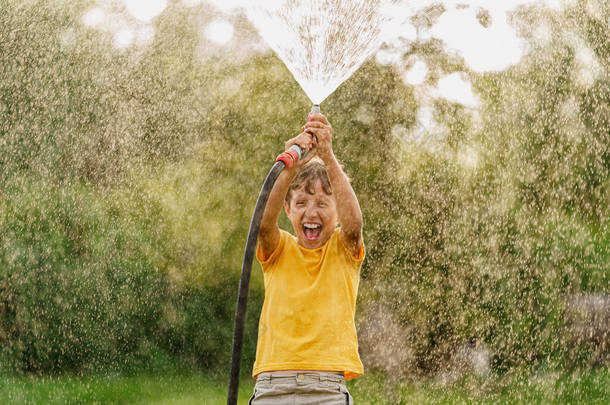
275, 148, 300, 169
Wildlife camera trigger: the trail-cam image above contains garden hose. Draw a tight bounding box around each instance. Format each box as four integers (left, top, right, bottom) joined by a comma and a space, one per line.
227, 105, 320, 405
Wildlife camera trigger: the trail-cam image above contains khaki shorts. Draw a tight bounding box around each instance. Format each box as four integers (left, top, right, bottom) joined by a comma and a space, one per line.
249, 372, 354, 405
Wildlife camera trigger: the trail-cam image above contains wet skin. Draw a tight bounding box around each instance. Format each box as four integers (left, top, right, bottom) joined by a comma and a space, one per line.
284, 180, 339, 250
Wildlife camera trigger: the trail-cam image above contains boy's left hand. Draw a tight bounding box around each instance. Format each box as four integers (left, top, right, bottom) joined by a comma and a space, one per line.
303, 113, 333, 162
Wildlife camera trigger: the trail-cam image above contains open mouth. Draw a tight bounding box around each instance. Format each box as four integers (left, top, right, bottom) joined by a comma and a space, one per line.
303, 222, 322, 240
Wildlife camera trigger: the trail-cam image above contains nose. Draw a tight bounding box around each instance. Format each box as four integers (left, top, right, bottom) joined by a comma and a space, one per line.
304, 204, 319, 219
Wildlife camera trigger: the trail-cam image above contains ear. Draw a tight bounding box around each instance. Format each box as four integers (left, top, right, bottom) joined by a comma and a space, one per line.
283, 200, 291, 216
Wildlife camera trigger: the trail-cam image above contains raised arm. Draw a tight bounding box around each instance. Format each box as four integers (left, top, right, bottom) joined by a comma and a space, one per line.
258, 132, 317, 258
303, 114, 363, 256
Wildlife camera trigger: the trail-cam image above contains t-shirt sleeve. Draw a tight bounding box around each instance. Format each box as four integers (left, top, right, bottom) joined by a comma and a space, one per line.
256, 230, 287, 272
337, 228, 365, 266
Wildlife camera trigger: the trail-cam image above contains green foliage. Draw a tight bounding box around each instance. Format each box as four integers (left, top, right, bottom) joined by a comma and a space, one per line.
0, 172, 262, 374
354, 0, 608, 375
0, 175, 166, 373
0, 0, 260, 374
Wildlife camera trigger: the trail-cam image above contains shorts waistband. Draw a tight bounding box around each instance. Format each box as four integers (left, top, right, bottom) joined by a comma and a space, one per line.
257, 372, 345, 384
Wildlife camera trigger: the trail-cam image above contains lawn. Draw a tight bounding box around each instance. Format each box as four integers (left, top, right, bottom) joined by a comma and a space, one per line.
0, 369, 607, 404
0, 372, 254, 405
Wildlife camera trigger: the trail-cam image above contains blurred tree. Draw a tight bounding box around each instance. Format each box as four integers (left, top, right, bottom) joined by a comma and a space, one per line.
356, 0, 608, 375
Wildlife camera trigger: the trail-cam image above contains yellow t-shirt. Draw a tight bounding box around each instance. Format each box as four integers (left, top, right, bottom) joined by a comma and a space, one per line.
253, 228, 365, 380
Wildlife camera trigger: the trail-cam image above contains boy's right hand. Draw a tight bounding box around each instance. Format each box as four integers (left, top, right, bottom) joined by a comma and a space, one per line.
284, 131, 318, 171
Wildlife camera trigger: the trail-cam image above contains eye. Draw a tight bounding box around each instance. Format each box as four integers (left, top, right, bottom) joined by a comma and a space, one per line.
318, 201, 327, 207
296, 201, 305, 206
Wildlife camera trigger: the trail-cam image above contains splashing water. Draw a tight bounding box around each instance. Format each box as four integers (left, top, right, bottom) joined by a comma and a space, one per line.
245, 0, 403, 105
243, 0, 571, 105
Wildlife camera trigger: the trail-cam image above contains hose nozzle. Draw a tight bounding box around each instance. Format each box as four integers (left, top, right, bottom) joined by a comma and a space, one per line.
275, 144, 303, 169
307, 104, 320, 143
275, 104, 321, 169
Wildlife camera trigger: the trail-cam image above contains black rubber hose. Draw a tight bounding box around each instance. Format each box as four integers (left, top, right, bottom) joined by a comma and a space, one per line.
227, 160, 286, 405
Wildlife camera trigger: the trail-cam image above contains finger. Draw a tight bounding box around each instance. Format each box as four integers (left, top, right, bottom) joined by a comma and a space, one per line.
305, 127, 328, 139
304, 124, 332, 136
304, 121, 325, 129
299, 133, 315, 150
308, 113, 329, 125
305, 132, 318, 146
286, 135, 309, 151
303, 128, 321, 142
303, 125, 329, 137
304, 127, 319, 138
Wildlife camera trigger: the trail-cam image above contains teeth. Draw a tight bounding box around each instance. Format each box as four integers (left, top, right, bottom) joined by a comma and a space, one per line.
304, 223, 321, 229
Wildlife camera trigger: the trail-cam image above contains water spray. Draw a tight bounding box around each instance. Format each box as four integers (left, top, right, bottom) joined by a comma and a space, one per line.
227, 104, 320, 405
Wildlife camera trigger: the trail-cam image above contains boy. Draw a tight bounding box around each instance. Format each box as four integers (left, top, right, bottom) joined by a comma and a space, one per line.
249, 113, 364, 404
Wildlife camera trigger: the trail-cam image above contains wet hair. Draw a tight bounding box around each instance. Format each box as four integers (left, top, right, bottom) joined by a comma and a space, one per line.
285, 157, 349, 203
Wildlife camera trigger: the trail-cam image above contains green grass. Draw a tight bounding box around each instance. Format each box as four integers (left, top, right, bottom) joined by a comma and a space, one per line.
0, 372, 255, 405
0, 369, 607, 404
348, 369, 610, 404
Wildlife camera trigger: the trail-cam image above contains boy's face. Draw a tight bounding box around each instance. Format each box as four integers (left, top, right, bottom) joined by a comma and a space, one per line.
284, 180, 339, 249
